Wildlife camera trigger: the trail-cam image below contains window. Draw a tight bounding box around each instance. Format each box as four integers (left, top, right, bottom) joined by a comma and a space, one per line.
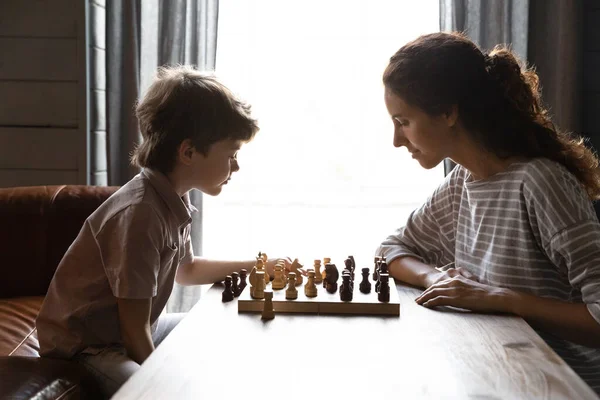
203, 0, 441, 265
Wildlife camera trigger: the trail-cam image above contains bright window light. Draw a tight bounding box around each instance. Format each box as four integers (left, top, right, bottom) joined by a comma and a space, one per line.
204, 0, 442, 266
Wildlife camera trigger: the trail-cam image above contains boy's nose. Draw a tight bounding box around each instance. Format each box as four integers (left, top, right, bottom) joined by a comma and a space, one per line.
231, 159, 240, 172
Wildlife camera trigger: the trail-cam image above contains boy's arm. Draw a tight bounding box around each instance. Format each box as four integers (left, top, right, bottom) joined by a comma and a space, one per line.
175, 257, 292, 285
117, 298, 155, 364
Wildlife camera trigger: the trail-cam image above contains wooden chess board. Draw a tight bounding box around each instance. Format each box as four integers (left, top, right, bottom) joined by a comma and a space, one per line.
237, 277, 400, 316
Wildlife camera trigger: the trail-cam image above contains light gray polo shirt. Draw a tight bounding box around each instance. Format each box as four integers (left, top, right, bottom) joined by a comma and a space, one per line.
36, 169, 195, 358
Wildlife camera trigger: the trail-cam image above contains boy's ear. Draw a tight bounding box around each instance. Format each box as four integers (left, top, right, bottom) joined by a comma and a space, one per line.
444, 105, 459, 127
178, 139, 195, 166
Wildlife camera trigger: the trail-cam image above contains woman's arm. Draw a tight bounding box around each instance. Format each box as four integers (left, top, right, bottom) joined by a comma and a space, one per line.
507, 290, 600, 348
414, 277, 600, 348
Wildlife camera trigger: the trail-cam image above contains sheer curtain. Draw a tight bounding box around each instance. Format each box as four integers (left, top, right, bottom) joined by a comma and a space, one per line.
203, 1, 443, 269
90, 0, 218, 312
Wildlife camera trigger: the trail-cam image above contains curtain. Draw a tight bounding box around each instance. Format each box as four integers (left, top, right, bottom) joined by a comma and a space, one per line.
89, 0, 219, 312
439, 0, 584, 174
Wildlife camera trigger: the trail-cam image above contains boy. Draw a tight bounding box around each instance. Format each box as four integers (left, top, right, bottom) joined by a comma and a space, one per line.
36, 66, 291, 397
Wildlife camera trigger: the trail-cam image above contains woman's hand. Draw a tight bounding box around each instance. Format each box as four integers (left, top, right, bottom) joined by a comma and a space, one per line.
423, 266, 479, 288
415, 275, 510, 313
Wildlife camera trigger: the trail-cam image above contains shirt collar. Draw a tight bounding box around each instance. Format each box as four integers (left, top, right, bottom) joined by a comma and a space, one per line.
141, 168, 197, 227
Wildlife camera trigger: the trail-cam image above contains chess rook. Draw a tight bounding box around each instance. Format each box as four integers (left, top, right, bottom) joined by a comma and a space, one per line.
378, 273, 390, 303
252, 271, 266, 299
261, 291, 275, 320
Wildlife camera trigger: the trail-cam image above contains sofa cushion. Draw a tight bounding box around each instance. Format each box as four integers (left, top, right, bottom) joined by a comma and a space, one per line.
0, 185, 118, 298
0, 296, 43, 357
0, 356, 102, 400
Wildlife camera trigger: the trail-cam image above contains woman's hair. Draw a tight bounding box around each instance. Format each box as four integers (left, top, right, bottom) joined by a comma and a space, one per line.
131, 65, 259, 174
383, 32, 600, 200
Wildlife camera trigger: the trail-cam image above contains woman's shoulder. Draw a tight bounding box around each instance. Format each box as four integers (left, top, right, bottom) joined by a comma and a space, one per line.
518, 158, 582, 191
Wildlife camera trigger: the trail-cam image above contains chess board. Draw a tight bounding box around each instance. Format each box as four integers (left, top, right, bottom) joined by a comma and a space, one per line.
237, 277, 400, 316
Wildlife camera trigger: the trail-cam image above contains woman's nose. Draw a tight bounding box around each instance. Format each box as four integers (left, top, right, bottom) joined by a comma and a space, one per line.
393, 131, 407, 148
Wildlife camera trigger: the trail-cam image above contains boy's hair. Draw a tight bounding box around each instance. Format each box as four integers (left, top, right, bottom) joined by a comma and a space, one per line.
131, 65, 259, 174
383, 32, 600, 200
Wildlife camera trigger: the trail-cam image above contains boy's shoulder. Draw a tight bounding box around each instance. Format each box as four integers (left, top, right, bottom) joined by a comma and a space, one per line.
87, 173, 167, 232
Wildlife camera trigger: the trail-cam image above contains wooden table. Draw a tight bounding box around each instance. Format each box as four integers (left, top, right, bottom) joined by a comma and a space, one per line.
113, 283, 598, 399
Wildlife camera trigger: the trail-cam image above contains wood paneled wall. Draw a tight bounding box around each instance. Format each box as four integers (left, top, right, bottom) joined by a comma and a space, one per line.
584, 0, 600, 153
0, 0, 88, 187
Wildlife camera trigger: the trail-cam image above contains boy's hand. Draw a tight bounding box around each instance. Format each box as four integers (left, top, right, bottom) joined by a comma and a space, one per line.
264, 257, 292, 277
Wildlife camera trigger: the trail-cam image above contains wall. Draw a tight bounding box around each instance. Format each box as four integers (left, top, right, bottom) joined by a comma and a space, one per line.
584, 0, 600, 153
0, 0, 88, 187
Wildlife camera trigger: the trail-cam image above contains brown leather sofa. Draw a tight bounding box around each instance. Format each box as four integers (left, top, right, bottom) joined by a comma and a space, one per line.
0, 185, 118, 400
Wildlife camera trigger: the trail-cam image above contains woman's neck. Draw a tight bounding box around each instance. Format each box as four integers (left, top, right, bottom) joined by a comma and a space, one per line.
450, 137, 526, 181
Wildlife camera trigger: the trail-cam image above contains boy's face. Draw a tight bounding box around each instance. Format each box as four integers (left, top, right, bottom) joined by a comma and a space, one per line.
189, 139, 243, 196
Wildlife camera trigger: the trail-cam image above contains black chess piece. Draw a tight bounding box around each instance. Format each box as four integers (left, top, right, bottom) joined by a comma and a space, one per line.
376, 260, 389, 293
239, 269, 247, 293
359, 267, 371, 294
340, 274, 353, 301
343, 258, 353, 281
341, 269, 354, 293
378, 273, 390, 303
231, 272, 240, 297
324, 263, 339, 294
373, 256, 381, 281
348, 255, 356, 275
222, 276, 234, 302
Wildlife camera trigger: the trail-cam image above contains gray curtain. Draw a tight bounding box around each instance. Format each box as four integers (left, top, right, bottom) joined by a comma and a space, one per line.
439, 0, 584, 175
89, 0, 219, 312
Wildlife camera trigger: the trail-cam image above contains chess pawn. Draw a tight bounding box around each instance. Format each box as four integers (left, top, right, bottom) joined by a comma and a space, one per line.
290, 258, 303, 286
304, 270, 318, 298
340, 274, 353, 302
272, 264, 286, 290
378, 273, 390, 303
239, 269, 248, 293
222, 276, 234, 302
313, 260, 323, 284
285, 272, 298, 300
262, 291, 275, 320
231, 271, 241, 297
252, 271, 266, 299
359, 267, 371, 294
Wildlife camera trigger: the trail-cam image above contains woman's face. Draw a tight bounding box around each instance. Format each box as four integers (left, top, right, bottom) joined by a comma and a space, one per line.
384, 88, 456, 169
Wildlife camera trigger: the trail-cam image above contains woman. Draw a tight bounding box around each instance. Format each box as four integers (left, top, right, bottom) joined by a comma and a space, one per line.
377, 32, 600, 394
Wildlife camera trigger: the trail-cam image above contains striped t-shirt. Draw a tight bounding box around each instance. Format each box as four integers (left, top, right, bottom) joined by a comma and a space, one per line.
378, 158, 600, 394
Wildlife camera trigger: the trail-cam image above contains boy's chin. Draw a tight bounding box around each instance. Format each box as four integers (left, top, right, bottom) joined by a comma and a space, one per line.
198, 185, 223, 197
